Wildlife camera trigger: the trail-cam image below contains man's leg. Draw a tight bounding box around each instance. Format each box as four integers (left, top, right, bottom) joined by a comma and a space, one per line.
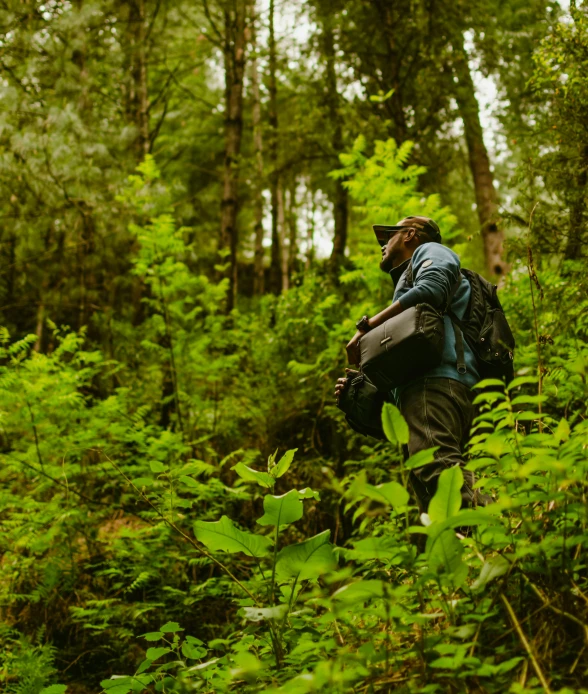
398, 377, 475, 512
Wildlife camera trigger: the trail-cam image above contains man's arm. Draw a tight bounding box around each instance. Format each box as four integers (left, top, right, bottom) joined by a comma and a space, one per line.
346, 245, 461, 365
345, 301, 404, 365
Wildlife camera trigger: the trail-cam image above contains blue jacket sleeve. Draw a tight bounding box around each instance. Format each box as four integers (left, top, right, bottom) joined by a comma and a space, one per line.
397, 244, 461, 310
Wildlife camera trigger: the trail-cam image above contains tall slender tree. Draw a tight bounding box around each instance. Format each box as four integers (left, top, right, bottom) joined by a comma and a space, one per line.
250, 3, 266, 294
268, 0, 282, 294
452, 35, 506, 276
319, 10, 349, 280
219, 0, 248, 310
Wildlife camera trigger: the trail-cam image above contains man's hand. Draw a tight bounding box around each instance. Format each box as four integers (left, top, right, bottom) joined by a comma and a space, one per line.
334, 368, 359, 402
346, 331, 364, 366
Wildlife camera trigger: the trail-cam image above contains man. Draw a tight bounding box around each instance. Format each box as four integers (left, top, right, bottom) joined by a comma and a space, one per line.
335, 216, 479, 512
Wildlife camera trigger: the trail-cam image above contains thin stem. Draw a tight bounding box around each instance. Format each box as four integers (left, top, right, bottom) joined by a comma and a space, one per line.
500, 593, 552, 693
270, 522, 280, 605
26, 399, 44, 470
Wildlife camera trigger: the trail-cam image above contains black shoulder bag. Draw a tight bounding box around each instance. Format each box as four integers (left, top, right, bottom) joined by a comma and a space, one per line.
358, 267, 462, 392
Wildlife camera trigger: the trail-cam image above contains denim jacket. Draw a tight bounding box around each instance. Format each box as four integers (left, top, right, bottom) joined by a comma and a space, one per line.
391, 243, 479, 388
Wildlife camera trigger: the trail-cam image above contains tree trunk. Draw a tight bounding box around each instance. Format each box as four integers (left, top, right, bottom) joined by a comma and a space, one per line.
278, 182, 289, 292
371, 0, 408, 144
321, 13, 348, 281
220, 0, 247, 311
452, 36, 507, 276
287, 182, 298, 279
268, 0, 282, 294
306, 187, 315, 270
565, 145, 588, 260
250, 4, 265, 294
128, 0, 150, 157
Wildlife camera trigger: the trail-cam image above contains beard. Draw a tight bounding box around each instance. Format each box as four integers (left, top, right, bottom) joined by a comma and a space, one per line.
379, 253, 394, 273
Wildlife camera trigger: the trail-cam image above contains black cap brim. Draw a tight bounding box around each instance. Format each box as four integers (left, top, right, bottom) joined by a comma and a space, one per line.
373, 224, 405, 247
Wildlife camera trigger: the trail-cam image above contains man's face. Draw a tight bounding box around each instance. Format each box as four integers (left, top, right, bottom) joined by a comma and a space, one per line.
379, 221, 412, 272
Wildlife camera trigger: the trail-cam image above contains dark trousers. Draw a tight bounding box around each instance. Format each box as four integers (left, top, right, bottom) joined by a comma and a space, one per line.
398, 377, 476, 512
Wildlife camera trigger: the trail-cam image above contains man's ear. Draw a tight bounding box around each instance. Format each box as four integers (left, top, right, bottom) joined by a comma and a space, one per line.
404, 227, 418, 244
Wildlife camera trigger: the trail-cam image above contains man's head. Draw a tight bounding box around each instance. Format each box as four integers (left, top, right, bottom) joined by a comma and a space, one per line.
374, 216, 442, 272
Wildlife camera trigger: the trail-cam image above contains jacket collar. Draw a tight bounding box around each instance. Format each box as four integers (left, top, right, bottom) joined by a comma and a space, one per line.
389, 258, 411, 286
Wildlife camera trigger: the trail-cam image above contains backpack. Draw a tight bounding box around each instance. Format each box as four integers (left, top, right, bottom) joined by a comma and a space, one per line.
406, 264, 515, 384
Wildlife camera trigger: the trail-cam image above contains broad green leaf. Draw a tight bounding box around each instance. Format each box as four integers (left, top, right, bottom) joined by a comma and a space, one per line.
129, 676, 153, 692
427, 529, 465, 578
511, 394, 548, 406
298, 487, 320, 500
345, 537, 401, 561
427, 509, 495, 539
149, 461, 166, 473
136, 659, 152, 674
232, 463, 275, 489
381, 402, 409, 445
473, 378, 507, 389
364, 481, 409, 508
146, 647, 170, 661
100, 678, 133, 694
132, 477, 154, 487
243, 604, 288, 622
257, 490, 303, 526
276, 530, 337, 582
507, 376, 539, 390
230, 651, 262, 677
182, 642, 207, 659
141, 631, 163, 641
332, 579, 387, 602
160, 621, 182, 633
347, 473, 409, 509
428, 466, 463, 523
473, 391, 506, 406
194, 516, 272, 557
40, 687, 67, 694
483, 434, 509, 458
472, 555, 512, 591
179, 475, 200, 488
554, 418, 571, 443
404, 447, 438, 470
272, 448, 298, 478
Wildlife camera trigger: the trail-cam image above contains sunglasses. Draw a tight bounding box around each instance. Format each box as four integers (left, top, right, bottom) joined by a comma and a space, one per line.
372, 224, 413, 248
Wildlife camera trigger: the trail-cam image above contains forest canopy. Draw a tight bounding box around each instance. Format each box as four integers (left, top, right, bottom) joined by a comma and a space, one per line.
0, 0, 587, 692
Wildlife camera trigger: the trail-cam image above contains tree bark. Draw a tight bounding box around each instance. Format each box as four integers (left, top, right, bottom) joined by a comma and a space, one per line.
278, 182, 288, 292
250, 4, 265, 294
306, 188, 315, 270
268, 0, 282, 294
321, 13, 348, 281
220, 0, 247, 311
565, 145, 588, 260
371, 0, 408, 145
287, 181, 298, 280
452, 36, 507, 276
128, 0, 150, 157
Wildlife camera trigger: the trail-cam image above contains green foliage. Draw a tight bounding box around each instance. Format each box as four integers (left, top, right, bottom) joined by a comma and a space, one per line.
2, 8, 588, 684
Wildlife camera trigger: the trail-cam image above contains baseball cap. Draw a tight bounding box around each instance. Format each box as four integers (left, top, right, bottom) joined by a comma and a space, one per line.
373, 216, 442, 247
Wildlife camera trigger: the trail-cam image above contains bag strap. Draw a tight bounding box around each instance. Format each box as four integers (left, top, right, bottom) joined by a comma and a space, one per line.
447, 275, 466, 375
